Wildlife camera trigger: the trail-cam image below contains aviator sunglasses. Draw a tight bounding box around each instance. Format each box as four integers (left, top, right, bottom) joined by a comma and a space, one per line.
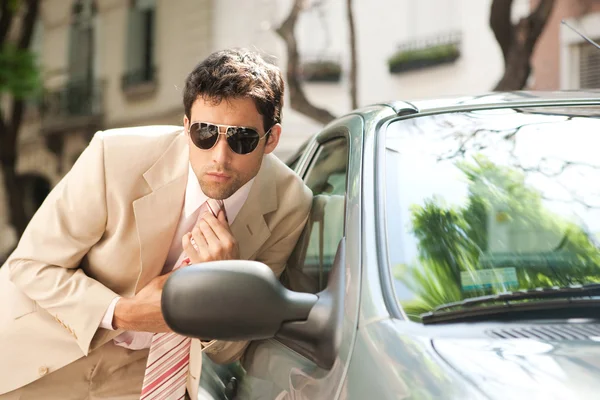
188, 121, 271, 155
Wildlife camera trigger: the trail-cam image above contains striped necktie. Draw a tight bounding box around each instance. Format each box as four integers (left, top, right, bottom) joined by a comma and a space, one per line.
139, 199, 224, 400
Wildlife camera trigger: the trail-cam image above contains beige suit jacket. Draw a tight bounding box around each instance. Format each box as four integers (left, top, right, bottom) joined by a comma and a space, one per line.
0, 126, 312, 398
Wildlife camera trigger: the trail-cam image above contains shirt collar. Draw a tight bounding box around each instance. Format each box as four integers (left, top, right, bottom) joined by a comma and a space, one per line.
184, 163, 255, 225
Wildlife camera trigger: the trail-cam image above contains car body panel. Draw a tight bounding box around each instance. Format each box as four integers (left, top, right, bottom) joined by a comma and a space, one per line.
354, 105, 402, 327
344, 318, 483, 400
401, 90, 600, 114
198, 92, 600, 399
433, 336, 600, 400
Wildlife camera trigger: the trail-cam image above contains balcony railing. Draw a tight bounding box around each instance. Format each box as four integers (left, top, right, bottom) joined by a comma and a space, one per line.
388, 31, 462, 74
40, 79, 104, 133
300, 54, 342, 83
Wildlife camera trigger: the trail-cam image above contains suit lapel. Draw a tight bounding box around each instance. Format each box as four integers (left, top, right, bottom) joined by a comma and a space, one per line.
133, 148, 278, 292
133, 132, 188, 293
230, 154, 278, 260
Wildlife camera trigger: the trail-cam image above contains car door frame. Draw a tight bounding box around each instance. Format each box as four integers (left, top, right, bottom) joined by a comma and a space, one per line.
237, 114, 365, 400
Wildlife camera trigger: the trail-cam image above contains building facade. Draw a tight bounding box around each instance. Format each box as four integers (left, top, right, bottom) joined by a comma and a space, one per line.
531, 0, 600, 90
1, 0, 517, 258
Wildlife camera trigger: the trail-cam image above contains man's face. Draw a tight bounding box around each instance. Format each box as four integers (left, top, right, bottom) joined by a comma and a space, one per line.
184, 96, 281, 200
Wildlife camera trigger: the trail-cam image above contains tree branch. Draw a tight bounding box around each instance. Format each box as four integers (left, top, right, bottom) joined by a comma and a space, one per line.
525, 0, 555, 52
0, 0, 42, 241
491, 0, 555, 90
10, 0, 39, 137
275, 0, 336, 125
347, 0, 358, 110
0, 0, 14, 45
0, 107, 8, 154
18, 0, 39, 49
490, 0, 514, 62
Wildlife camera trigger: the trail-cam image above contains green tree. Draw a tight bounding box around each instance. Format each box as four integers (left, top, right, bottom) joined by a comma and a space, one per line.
399, 155, 600, 318
0, 0, 41, 241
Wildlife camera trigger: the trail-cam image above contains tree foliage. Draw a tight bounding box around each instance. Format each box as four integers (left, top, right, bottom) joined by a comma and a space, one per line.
0, 0, 41, 245
0, 43, 40, 98
397, 155, 600, 319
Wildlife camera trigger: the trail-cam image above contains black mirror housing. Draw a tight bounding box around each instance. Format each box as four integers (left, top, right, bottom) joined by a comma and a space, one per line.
161, 260, 318, 341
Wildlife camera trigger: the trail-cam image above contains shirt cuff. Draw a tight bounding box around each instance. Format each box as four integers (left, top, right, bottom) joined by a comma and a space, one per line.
99, 296, 121, 330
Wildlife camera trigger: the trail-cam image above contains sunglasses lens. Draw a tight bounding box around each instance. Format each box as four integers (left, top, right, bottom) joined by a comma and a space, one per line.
227, 127, 261, 155
190, 123, 219, 150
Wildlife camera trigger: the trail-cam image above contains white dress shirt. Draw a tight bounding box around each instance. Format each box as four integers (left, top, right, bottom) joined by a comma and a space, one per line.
99, 163, 254, 349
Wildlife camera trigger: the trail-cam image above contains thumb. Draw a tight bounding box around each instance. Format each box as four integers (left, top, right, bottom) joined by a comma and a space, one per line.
217, 209, 228, 224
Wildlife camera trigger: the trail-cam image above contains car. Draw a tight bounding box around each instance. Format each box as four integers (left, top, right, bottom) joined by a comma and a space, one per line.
164, 91, 600, 399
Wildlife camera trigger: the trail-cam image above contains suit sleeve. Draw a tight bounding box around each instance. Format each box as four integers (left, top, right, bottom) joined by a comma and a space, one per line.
203, 182, 313, 365
7, 133, 119, 356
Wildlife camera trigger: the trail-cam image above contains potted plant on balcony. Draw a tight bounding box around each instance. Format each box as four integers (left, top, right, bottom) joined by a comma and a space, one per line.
301, 60, 342, 83
388, 42, 460, 74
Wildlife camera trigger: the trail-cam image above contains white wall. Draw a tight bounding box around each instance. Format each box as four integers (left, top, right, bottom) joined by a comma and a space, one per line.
184, 0, 533, 161
210, 0, 521, 162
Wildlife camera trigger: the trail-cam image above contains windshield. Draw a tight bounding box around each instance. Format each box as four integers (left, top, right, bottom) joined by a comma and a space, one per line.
384, 106, 600, 322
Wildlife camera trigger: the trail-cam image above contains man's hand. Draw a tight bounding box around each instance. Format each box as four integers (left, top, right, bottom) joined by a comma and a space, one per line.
182, 209, 239, 264
112, 210, 238, 332
113, 272, 173, 332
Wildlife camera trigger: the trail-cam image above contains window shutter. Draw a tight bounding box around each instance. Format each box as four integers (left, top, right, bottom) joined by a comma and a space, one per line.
579, 42, 600, 89
126, 8, 144, 74
125, 0, 156, 84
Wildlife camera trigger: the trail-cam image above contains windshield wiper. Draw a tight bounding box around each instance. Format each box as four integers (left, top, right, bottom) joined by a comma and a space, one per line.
420, 284, 600, 323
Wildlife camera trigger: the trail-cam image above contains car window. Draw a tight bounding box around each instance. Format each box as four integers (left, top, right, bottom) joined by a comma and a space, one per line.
283, 137, 348, 293
285, 139, 310, 171
383, 107, 600, 322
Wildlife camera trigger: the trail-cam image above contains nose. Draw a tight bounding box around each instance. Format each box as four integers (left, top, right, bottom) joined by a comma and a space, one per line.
211, 133, 232, 164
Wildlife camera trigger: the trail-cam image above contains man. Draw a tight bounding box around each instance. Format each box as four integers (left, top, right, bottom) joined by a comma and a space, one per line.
0, 48, 312, 400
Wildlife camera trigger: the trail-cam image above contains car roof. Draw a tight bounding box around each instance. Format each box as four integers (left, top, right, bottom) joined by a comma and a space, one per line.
374, 90, 600, 116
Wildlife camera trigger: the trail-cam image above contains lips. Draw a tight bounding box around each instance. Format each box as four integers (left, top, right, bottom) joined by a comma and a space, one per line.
205, 172, 231, 183
206, 172, 229, 178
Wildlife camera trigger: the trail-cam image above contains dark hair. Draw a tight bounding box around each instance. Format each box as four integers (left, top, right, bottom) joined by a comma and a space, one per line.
183, 48, 284, 133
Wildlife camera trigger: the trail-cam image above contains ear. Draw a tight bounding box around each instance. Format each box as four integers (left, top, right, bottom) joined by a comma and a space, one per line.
263, 124, 281, 155
183, 115, 190, 135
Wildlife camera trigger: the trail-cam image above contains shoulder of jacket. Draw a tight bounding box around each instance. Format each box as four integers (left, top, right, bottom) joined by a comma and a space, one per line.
265, 154, 312, 205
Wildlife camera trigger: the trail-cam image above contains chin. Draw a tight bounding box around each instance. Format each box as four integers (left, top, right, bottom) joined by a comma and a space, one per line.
201, 181, 237, 200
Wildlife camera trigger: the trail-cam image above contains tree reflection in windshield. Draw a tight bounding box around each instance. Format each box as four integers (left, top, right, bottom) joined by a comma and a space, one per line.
386, 108, 600, 321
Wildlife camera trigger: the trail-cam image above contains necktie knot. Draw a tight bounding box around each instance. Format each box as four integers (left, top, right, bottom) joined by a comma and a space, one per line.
201, 198, 225, 219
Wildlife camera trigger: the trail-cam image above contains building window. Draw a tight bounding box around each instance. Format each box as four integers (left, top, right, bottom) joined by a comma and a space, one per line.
67, 0, 97, 116
123, 0, 156, 92
69, 0, 96, 83
579, 41, 600, 89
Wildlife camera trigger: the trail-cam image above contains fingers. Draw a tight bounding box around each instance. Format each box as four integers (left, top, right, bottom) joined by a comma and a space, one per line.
182, 231, 202, 264
201, 214, 237, 256
201, 213, 233, 243
191, 225, 208, 249
181, 211, 239, 264
197, 219, 220, 251
217, 208, 228, 224
173, 255, 190, 270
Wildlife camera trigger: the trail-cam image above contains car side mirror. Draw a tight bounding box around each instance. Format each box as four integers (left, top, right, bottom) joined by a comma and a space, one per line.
161, 260, 318, 341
